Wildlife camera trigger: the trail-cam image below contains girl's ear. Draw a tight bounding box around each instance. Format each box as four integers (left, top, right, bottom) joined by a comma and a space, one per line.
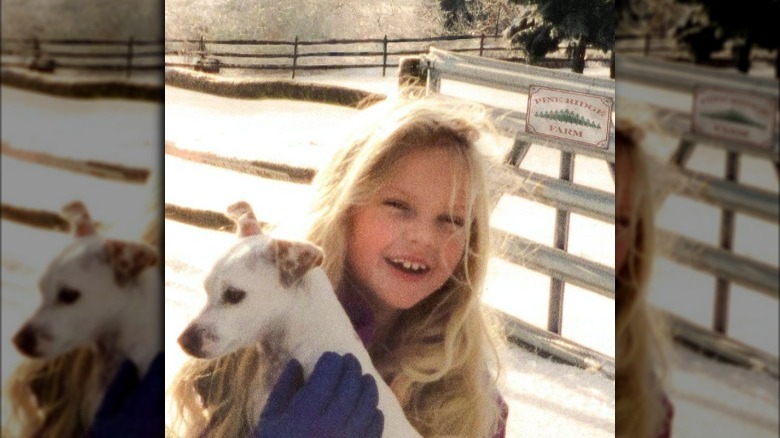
267, 239, 324, 288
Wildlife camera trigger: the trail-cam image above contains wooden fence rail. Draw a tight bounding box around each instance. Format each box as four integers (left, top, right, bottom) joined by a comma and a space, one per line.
164, 34, 610, 77
616, 34, 777, 63
2, 34, 612, 78
1, 37, 164, 77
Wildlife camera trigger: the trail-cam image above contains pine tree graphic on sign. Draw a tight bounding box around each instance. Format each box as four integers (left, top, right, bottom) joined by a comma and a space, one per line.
701, 109, 766, 129
535, 109, 601, 129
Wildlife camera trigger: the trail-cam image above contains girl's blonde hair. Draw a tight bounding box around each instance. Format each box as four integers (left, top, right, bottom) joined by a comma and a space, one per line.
3, 348, 106, 437
169, 96, 505, 437
306, 96, 503, 437
615, 119, 670, 438
3, 197, 161, 438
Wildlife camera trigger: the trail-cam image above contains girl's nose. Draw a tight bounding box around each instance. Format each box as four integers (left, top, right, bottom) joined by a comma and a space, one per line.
403, 219, 436, 247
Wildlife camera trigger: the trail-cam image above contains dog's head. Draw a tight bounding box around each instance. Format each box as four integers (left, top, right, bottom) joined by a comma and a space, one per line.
13, 201, 158, 359
178, 201, 324, 359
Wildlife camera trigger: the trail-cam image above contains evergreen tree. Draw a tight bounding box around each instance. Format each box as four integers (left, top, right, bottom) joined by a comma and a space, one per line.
674, 0, 779, 77
506, 0, 614, 74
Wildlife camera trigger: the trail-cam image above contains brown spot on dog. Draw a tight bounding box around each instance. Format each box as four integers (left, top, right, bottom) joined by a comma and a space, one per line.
268, 239, 324, 288
103, 240, 159, 286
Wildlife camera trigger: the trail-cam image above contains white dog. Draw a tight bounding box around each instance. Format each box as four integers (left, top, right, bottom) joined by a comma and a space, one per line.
177, 201, 422, 438
13, 201, 162, 375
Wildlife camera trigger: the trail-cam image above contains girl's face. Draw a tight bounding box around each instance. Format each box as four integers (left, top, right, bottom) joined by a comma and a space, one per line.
347, 146, 469, 314
616, 150, 633, 274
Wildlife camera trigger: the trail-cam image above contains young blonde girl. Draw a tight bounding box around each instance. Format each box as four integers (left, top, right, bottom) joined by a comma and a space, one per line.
171, 96, 507, 437
615, 119, 673, 438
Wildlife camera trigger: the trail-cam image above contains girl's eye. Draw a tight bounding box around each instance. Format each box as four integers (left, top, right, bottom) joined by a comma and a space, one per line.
440, 215, 465, 228
383, 199, 410, 211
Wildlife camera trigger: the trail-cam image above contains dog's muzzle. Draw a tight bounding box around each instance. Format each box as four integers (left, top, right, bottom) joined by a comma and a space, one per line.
178, 325, 206, 357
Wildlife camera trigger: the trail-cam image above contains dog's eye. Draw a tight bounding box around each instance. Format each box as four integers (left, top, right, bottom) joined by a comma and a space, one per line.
223, 287, 246, 305
57, 288, 81, 305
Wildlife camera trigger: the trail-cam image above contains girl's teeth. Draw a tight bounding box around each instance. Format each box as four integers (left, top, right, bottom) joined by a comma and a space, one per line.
393, 258, 427, 271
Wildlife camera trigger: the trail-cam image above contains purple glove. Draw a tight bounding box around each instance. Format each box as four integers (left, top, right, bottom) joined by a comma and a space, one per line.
90, 352, 164, 437
253, 352, 384, 438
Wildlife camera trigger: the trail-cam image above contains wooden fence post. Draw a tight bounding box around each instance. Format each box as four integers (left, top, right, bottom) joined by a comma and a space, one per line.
548, 151, 575, 335
479, 33, 485, 57
292, 36, 299, 79
33, 37, 41, 58
426, 67, 441, 94
199, 36, 206, 58
28, 37, 54, 73
495, 6, 501, 36
714, 151, 740, 334
126, 36, 134, 79
382, 35, 388, 77
398, 56, 426, 94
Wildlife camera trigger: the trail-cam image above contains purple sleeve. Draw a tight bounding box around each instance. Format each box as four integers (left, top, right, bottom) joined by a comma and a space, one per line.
338, 292, 375, 347
493, 394, 509, 438
657, 392, 674, 438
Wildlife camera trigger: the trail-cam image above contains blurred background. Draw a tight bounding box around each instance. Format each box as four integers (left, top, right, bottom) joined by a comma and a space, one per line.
616, 0, 778, 436
1, 0, 162, 433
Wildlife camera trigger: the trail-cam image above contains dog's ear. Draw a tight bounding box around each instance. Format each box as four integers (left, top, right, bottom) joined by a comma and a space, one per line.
62, 201, 96, 237
102, 240, 159, 286
268, 239, 324, 288
226, 201, 261, 237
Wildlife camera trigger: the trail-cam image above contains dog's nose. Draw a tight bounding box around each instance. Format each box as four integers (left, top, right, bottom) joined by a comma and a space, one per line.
178, 326, 203, 356
13, 325, 38, 356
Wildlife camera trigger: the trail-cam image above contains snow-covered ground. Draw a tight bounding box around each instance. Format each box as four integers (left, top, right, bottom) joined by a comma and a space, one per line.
668, 344, 779, 438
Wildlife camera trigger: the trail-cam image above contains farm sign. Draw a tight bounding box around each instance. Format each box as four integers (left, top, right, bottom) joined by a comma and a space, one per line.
525, 86, 613, 149
692, 87, 777, 149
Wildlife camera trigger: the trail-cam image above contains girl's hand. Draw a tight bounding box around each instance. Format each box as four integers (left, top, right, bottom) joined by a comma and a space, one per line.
90, 352, 164, 437
253, 352, 384, 438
